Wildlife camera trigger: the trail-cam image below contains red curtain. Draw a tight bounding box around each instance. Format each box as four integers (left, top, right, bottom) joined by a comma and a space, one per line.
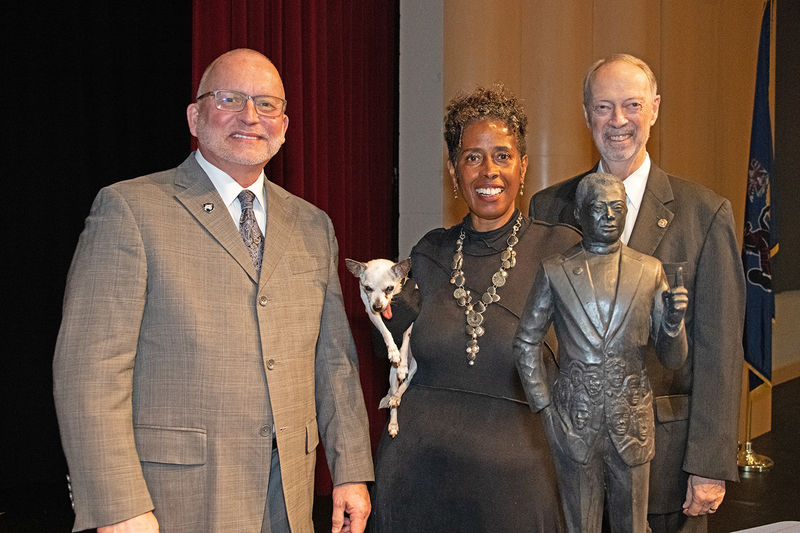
192, 1, 398, 494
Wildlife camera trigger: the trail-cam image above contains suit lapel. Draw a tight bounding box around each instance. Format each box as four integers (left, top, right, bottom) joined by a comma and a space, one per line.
628, 165, 674, 256
560, 166, 598, 228
173, 155, 260, 283
259, 180, 297, 288
561, 248, 605, 340
559, 203, 580, 227
606, 246, 643, 341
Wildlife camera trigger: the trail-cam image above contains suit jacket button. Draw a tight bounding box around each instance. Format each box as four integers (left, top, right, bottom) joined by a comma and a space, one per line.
267, 359, 276, 370
259, 425, 272, 437
259, 295, 269, 306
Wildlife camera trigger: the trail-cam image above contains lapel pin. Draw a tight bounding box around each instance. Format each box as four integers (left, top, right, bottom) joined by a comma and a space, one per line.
203, 202, 214, 213
657, 218, 668, 228
573, 267, 584, 275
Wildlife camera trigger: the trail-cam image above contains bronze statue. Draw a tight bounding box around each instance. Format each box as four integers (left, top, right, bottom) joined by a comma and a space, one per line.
514, 172, 688, 532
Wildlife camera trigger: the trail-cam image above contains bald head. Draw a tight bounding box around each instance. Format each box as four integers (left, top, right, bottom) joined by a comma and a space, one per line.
196, 48, 285, 99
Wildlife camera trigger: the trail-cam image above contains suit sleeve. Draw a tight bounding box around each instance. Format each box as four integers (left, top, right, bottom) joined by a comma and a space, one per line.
53, 187, 154, 531
530, 190, 555, 221
529, 193, 541, 219
683, 199, 745, 481
514, 265, 555, 411
314, 217, 375, 486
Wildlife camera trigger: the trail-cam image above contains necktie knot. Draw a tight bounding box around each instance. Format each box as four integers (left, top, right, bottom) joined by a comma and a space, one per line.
238, 189, 256, 210
238, 190, 263, 272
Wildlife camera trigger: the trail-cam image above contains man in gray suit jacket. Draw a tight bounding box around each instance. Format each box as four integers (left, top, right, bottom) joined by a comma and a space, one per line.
529, 54, 745, 532
53, 48, 373, 533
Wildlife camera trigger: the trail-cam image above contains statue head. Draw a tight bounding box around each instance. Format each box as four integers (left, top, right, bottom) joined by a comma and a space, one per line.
607, 357, 626, 389
623, 374, 642, 406
583, 366, 603, 398
569, 361, 585, 389
570, 390, 593, 431
610, 402, 631, 436
574, 172, 627, 246
633, 406, 653, 441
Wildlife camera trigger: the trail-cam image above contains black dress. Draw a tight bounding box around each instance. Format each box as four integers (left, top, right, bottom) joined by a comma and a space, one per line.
369, 211, 582, 532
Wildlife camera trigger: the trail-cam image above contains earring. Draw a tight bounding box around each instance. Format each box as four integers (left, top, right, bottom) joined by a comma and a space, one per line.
520, 182, 525, 196
453, 185, 459, 199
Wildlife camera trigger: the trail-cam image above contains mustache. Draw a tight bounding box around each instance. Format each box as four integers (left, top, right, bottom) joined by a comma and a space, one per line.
604, 127, 634, 135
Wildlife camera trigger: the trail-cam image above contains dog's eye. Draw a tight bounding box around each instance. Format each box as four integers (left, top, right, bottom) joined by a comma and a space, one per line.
385, 286, 394, 294
364, 285, 373, 293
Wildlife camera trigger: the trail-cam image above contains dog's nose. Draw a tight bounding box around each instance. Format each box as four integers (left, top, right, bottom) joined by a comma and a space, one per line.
372, 304, 383, 312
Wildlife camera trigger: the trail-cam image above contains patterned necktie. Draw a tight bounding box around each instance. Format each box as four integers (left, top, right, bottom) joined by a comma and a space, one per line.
237, 190, 264, 272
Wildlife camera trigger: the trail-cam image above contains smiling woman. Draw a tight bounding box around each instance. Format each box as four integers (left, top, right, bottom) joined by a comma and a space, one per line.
448, 119, 528, 232
368, 85, 582, 533
445, 85, 529, 232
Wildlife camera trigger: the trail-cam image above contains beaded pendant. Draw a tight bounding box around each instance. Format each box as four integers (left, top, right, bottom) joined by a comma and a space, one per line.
450, 214, 522, 365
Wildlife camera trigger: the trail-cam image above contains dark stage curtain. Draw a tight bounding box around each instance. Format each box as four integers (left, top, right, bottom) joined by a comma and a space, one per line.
192, 1, 399, 493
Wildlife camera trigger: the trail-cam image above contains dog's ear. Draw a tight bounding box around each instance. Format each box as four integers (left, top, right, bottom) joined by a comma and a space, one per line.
392, 257, 411, 279
344, 258, 366, 278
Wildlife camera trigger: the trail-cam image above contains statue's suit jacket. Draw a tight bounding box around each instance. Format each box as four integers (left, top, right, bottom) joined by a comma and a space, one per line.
530, 164, 745, 514
53, 154, 374, 532
515, 243, 687, 467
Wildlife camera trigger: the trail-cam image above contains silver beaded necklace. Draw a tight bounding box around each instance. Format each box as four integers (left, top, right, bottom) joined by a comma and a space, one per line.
450, 213, 522, 365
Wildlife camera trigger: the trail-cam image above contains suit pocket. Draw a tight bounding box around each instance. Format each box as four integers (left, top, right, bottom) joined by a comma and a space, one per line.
136, 426, 207, 528
305, 418, 319, 454
653, 394, 689, 423
286, 253, 327, 275
134, 425, 207, 465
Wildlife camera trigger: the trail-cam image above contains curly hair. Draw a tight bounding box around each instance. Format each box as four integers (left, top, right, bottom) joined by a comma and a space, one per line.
443, 83, 527, 166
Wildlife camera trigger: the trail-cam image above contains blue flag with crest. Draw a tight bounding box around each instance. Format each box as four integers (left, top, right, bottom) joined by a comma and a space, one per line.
742, 0, 777, 389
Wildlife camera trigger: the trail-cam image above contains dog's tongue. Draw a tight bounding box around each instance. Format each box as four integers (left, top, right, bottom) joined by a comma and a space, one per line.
381, 303, 393, 320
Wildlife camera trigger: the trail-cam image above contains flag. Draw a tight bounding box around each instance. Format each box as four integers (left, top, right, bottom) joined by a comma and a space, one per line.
742, 0, 777, 389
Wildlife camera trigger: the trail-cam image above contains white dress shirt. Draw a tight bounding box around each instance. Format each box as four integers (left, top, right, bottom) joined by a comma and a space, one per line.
599, 154, 650, 245
195, 150, 266, 234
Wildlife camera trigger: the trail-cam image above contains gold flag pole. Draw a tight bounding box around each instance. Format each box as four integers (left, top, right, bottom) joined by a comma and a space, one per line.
737, 362, 774, 472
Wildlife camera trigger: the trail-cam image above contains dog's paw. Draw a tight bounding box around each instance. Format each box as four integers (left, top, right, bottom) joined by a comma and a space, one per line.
396, 364, 408, 381
387, 345, 401, 364
388, 422, 399, 438
379, 394, 392, 409
388, 395, 402, 408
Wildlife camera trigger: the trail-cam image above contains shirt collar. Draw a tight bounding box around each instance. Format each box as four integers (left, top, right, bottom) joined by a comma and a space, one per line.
598, 153, 650, 212
194, 150, 266, 211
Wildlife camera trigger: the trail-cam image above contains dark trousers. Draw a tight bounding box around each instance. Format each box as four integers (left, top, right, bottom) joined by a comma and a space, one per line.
262, 443, 291, 533
551, 430, 650, 533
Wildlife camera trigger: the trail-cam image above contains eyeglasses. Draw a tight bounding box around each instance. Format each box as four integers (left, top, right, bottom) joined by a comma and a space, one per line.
589, 101, 647, 118
197, 90, 287, 117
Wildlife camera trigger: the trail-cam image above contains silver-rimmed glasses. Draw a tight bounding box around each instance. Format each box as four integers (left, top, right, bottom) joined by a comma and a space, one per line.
197, 90, 287, 117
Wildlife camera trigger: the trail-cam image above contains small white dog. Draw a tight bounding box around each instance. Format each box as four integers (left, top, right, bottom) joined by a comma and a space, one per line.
345, 258, 416, 437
